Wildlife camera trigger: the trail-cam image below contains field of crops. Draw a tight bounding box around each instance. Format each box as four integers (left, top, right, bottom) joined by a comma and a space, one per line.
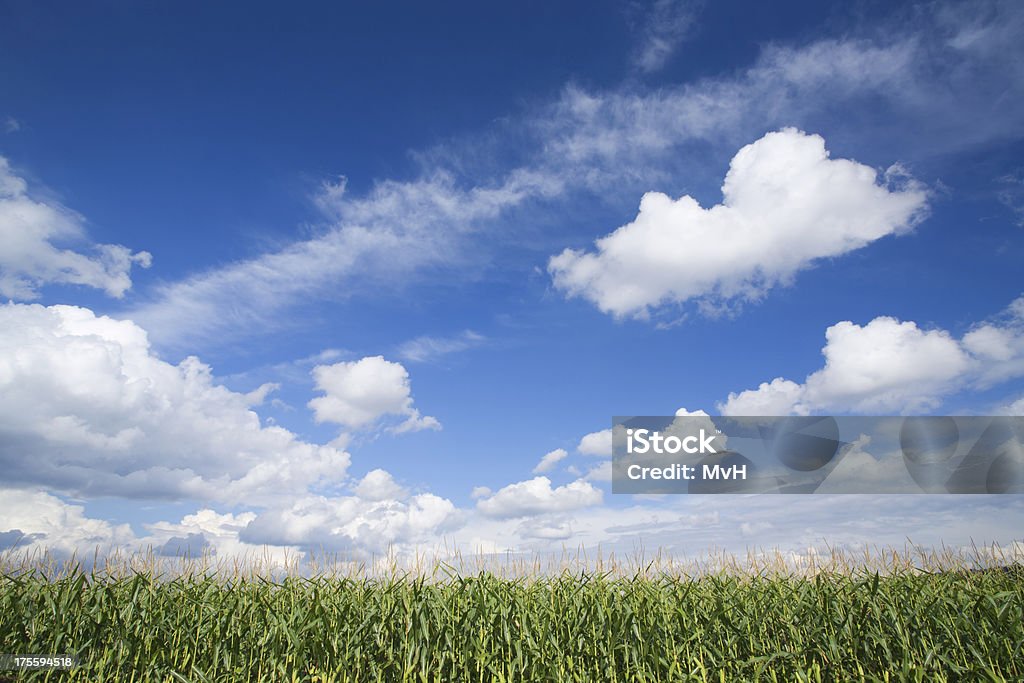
1, 552, 1022, 682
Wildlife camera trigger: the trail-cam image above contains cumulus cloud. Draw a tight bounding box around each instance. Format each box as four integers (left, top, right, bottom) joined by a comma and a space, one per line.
811, 436, 920, 494
308, 355, 440, 434
549, 129, 928, 318
475, 476, 603, 519
0, 303, 349, 503
576, 411, 707, 460
578, 429, 613, 457
155, 533, 211, 558
6, 485, 1024, 564
141, 509, 299, 566
239, 492, 463, 555
719, 378, 806, 416
532, 448, 569, 474
962, 299, 1024, 386
0, 157, 151, 300
0, 529, 44, 551
720, 296, 1024, 415
999, 396, 1024, 415
583, 460, 613, 482
665, 408, 721, 446
0, 488, 134, 556
353, 469, 408, 501
802, 318, 970, 412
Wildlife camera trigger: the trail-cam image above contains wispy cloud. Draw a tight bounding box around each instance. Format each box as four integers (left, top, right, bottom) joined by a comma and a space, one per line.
127, 0, 1024, 350
3, 117, 20, 134
396, 330, 485, 363
129, 170, 562, 349
997, 169, 1024, 226
630, 0, 703, 73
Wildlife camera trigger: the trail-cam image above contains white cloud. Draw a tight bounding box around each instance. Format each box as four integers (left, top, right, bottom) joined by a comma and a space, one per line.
665, 408, 722, 447
804, 318, 970, 412
239, 491, 463, 556
447, 500, 728, 560
532, 448, 569, 474
129, 170, 562, 349
6, 486, 1024, 566
396, 330, 485, 363
739, 521, 774, 537
962, 308, 1024, 386
353, 469, 408, 501
0, 488, 134, 556
720, 296, 1024, 415
583, 460, 613, 482
578, 428, 613, 457
565, 412, 707, 482
475, 476, 603, 519
154, 533, 212, 558
811, 437, 920, 494
631, 0, 701, 73
120, 3, 1024, 351
675, 407, 709, 417
308, 355, 440, 434
3, 117, 20, 134
998, 396, 1024, 415
997, 170, 1024, 226
516, 516, 575, 541
964, 324, 1018, 361
542, 0, 1024, 177
549, 129, 928, 318
719, 378, 805, 416
533, 44, 916, 194
0, 303, 349, 503
142, 509, 297, 566
0, 157, 151, 300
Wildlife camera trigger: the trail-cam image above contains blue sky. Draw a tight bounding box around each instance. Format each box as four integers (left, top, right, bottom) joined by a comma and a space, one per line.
1, 0, 1023, 565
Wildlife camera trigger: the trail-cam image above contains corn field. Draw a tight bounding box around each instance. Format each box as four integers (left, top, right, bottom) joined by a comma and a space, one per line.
0, 550, 1022, 682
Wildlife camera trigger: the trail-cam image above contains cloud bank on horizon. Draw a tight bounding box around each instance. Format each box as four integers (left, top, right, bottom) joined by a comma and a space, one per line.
1, 0, 1023, 566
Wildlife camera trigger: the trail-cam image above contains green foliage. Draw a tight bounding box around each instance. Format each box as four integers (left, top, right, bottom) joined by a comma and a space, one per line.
1, 565, 1021, 682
